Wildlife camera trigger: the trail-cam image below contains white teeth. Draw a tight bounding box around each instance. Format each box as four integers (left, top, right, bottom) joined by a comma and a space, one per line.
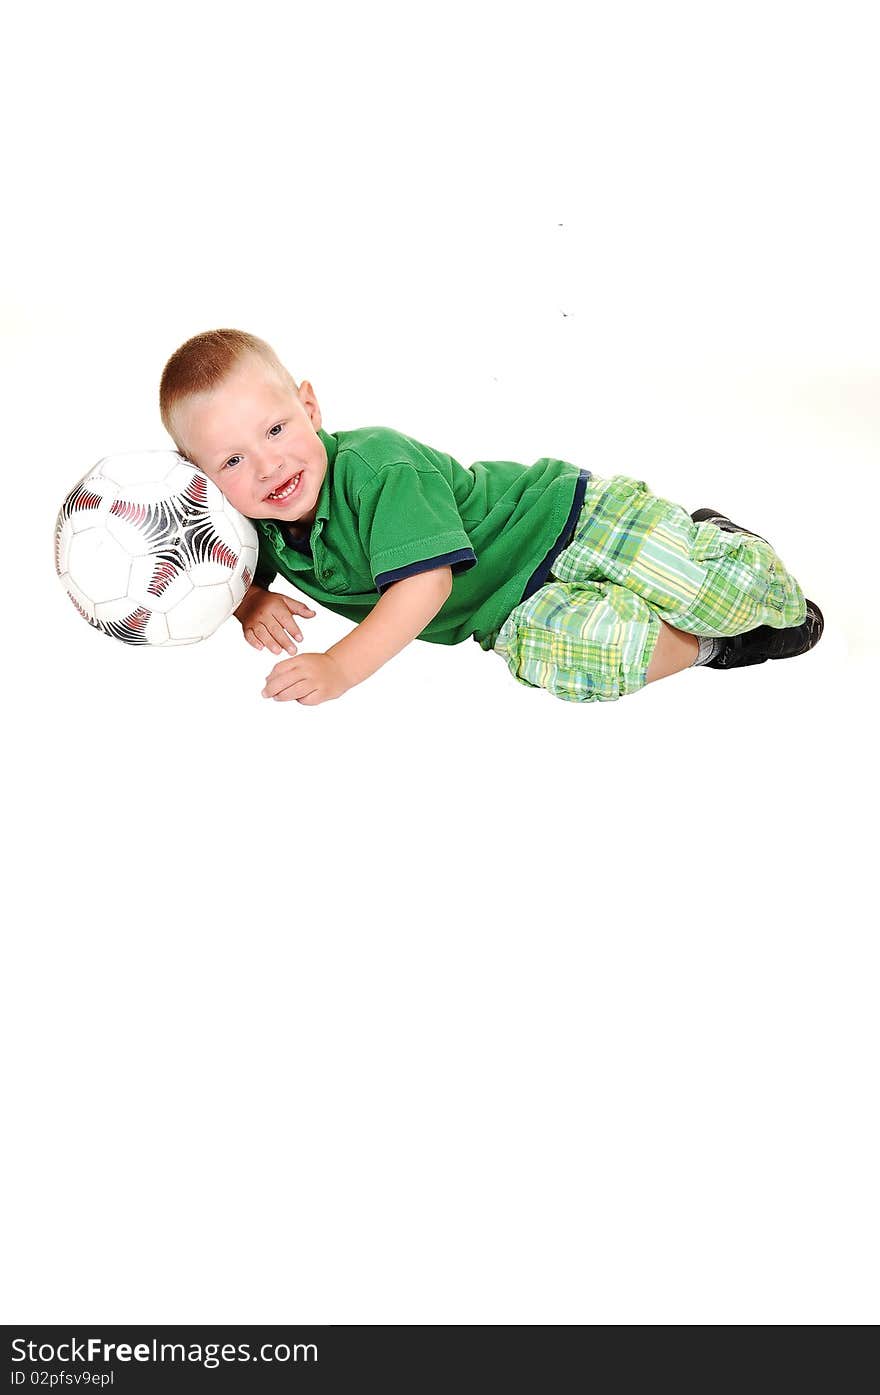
267, 473, 301, 501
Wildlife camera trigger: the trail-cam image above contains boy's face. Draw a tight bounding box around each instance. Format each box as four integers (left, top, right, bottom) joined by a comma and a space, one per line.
174, 355, 328, 526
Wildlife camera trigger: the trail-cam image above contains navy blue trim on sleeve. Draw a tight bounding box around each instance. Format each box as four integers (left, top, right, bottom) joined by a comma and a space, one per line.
519, 468, 591, 606
375, 548, 477, 594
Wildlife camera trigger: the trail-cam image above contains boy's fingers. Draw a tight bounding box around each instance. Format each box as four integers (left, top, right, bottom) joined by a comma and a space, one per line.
267, 607, 302, 645
271, 618, 298, 649
276, 680, 317, 702
256, 624, 282, 655
264, 679, 298, 699
263, 658, 300, 695
274, 616, 303, 643
272, 624, 298, 655
244, 629, 263, 650
263, 668, 314, 700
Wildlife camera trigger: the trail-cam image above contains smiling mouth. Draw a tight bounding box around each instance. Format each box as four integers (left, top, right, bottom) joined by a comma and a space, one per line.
265, 472, 302, 502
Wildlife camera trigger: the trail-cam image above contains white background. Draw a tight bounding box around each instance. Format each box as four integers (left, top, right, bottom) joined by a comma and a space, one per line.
3, 0, 878, 1324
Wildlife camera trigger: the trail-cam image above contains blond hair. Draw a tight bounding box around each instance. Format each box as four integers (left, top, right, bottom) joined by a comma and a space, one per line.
159, 328, 296, 459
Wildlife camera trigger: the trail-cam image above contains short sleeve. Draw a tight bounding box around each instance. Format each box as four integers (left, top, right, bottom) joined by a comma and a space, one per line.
356, 463, 477, 593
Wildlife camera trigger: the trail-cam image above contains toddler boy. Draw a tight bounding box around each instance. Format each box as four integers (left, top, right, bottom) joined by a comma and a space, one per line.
159, 329, 823, 706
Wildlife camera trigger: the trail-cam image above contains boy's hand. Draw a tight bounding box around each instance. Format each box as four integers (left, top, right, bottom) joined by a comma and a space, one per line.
262, 652, 351, 706
234, 586, 316, 656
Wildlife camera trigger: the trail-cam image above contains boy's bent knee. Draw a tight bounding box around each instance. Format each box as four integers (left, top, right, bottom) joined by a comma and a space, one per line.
492, 580, 660, 702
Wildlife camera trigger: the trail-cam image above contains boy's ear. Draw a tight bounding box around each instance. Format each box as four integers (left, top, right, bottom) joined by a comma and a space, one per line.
298, 379, 323, 431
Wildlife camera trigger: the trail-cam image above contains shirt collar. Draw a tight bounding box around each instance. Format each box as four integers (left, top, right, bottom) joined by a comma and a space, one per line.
314, 427, 337, 523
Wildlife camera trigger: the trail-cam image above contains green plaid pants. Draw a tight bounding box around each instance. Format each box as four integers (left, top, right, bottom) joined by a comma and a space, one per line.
489, 473, 808, 703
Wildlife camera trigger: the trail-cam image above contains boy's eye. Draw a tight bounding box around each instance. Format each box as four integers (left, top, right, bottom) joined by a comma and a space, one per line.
223, 423, 285, 470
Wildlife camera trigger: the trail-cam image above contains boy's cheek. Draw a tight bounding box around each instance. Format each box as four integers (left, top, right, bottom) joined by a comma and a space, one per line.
224, 480, 253, 510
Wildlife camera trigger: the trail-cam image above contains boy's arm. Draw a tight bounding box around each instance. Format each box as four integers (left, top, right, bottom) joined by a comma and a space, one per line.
261, 566, 453, 704
327, 566, 453, 688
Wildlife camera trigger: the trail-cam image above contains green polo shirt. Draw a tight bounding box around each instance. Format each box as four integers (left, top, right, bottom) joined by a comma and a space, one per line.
251, 426, 590, 646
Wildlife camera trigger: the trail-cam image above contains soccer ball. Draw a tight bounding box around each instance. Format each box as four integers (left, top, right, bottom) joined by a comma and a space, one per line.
54, 451, 259, 646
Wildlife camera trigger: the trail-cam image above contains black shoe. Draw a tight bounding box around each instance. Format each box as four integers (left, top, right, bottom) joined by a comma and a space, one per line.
705, 599, 825, 669
690, 507, 771, 547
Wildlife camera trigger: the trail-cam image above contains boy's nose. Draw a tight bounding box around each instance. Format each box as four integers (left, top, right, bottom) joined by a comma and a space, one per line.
258, 457, 285, 482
